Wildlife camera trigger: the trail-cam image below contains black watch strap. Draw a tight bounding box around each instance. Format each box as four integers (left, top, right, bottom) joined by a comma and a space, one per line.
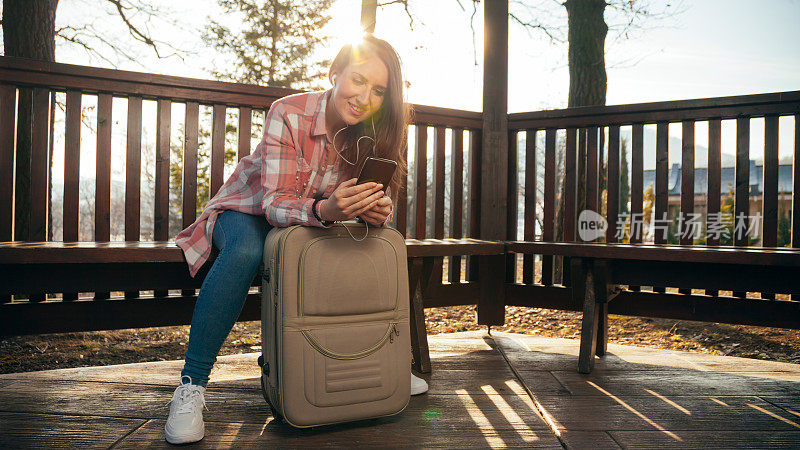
312, 197, 334, 226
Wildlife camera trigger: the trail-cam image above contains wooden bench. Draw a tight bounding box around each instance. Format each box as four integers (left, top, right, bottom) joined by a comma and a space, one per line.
507, 241, 800, 373
0, 238, 505, 375
1, 57, 502, 375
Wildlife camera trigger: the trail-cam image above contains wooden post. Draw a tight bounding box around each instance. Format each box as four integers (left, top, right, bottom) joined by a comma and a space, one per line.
361, 0, 377, 33
575, 257, 597, 374
477, 0, 508, 326
408, 257, 433, 373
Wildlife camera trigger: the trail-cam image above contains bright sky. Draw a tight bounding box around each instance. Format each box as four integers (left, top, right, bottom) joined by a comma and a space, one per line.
19, 0, 800, 177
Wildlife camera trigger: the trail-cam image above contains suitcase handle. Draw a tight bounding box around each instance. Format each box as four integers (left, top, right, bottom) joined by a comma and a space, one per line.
301, 322, 399, 360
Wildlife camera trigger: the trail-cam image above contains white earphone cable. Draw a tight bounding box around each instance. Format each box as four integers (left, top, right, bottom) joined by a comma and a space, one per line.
331, 115, 378, 242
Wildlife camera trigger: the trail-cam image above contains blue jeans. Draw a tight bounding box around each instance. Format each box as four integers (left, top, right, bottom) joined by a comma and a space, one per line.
181, 210, 273, 386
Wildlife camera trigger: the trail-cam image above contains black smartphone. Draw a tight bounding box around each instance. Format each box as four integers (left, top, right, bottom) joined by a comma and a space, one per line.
356, 157, 397, 189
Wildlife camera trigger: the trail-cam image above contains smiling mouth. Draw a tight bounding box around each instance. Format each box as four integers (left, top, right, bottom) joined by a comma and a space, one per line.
348, 102, 367, 116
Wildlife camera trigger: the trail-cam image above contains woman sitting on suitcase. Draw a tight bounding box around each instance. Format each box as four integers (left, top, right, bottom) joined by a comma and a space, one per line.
166, 34, 427, 444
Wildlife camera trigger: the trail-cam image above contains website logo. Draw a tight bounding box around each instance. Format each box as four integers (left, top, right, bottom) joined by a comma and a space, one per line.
578, 210, 607, 242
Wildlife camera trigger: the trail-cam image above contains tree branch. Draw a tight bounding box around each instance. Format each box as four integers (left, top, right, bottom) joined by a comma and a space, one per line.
470, 0, 478, 66
105, 0, 163, 57
377, 0, 415, 30
509, 12, 564, 43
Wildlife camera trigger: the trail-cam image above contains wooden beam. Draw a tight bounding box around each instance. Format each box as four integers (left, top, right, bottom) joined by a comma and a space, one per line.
480, 0, 508, 241
361, 0, 377, 33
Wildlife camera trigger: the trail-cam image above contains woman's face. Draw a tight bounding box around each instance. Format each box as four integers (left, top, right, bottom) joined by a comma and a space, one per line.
330, 54, 389, 126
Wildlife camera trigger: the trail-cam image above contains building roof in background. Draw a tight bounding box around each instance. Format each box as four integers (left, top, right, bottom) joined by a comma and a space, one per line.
642, 161, 794, 196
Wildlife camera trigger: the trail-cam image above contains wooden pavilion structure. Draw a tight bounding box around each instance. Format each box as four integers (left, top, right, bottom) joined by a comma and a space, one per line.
0, 1, 799, 447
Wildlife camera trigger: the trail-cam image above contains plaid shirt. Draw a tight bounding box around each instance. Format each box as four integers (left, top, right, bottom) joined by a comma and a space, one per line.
175, 90, 392, 277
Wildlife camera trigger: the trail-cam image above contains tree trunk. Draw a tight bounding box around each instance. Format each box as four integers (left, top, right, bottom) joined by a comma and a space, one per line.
565, 0, 607, 108
554, 0, 607, 284
3, 0, 58, 241
3, 0, 58, 60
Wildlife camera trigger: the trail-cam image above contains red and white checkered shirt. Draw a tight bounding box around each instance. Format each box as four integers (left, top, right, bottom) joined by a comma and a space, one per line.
175, 90, 392, 277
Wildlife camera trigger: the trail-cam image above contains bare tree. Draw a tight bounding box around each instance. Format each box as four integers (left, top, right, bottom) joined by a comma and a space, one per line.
2, 0, 188, 243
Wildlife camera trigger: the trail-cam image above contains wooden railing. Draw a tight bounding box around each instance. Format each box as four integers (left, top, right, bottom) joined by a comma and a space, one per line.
0, 56, 485, 309
505, 91, 800, 321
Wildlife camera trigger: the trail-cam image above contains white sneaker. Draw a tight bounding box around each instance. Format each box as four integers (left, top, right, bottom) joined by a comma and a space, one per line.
165, 376, 207, 445
411, 373, 428, 395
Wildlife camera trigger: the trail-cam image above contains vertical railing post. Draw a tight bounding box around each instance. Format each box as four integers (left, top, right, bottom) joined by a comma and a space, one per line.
478, 0, 508, 326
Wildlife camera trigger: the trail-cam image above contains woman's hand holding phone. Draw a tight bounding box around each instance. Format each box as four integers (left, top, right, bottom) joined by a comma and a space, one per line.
359, 195, 392, 226
319, 178, 384, 222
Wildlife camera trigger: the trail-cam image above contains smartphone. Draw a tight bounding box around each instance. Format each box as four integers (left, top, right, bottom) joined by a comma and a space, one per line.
356, 157, 397, 189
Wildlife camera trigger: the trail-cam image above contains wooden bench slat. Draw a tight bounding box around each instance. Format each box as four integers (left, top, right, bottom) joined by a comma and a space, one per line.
0, 84, 15, 242
707, 118, 722, 246
31, 88, 51, 242
679, 120, 695, 294
414, 124, 427, 239
0, 241, 186, 264
449, 127, 464, 283
680, 119, 695, 246
586, 127, 599, 215
154, 99, 171, 241
125, 97, 142, 241
507, 241, 800, 266
64, 91, 82, 242
655, 121, 669, 245
433, 126, 445, 284
18, 239, 793, 267
763, 115, 779, 247
238, 106, 251, 161
183, 102, 199, 228
522, 129, 537, 284
506, 129, 518, 282
467, 129, 482, 281
735, 117, 750, 248
95, 93, 112, 241
396, 137, 408, 237
734, 117, 751, 297
211, 104, 226, 197
630, 123, 644, 244
434, 126, 445, 239
606, 125, 620, 244
706, 118, 722, 297
564, 127, 577, 243
542, 128, 556, 285
0, 238, 506, 264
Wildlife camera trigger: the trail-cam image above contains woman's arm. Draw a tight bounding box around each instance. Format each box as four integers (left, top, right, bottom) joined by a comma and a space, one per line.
259, 101, 326, 227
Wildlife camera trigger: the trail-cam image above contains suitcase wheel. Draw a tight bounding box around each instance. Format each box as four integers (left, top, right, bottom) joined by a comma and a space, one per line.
257, 355, 269, 376
260, 372, 283, 423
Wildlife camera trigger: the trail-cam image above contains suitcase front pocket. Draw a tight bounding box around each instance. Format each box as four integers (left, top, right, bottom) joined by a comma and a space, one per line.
297, 321, 404, 407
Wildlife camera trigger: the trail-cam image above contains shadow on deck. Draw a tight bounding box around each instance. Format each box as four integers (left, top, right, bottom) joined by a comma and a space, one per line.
1, 331, 799, 448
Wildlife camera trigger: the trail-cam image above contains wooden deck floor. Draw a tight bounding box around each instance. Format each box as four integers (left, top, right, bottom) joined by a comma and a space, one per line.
1, 331, 799, 448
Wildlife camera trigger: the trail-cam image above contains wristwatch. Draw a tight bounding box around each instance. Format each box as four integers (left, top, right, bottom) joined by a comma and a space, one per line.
312, 197, 334, 226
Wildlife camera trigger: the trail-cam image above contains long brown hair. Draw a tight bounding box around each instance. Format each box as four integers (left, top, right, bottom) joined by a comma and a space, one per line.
328, 34, 410, 203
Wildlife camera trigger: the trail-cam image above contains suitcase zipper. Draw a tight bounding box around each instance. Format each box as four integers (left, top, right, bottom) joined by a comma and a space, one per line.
298, 321, 400, 360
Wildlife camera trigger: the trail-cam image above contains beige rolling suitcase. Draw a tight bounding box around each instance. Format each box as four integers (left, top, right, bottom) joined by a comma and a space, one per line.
257, 223, 411, 427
